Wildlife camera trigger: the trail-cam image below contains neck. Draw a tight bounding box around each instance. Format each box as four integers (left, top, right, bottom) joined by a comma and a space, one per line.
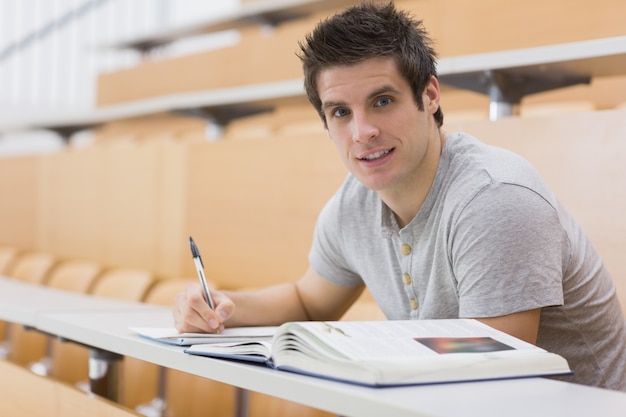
381, 131, 446, 228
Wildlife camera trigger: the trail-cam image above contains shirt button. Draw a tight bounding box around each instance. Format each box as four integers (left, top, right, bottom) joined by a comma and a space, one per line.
402, 273, 412, 285
401, 243, 412, 255
410, 299, 419, 310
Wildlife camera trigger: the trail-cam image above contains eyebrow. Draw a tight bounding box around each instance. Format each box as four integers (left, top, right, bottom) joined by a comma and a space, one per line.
321, 84, 401, 113
367, 85, 401, 101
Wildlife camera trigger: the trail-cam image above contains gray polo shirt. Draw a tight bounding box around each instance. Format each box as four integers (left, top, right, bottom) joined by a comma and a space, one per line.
309, 132, 626, 391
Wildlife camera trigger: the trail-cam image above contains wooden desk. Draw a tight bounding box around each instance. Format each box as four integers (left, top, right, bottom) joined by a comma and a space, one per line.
2, 277, 626, 417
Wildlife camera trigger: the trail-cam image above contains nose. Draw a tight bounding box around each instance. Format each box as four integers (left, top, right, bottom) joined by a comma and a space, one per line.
351, 112, 379, 143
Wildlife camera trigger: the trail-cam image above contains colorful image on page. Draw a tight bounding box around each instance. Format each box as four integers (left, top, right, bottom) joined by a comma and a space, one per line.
415, 337, 515, 354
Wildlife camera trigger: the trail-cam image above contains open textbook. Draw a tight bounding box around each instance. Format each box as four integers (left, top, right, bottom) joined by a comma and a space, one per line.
182, 319, 572, 387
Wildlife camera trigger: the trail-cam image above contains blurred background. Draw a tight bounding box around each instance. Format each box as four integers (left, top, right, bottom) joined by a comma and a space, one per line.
0, 0, 239, 156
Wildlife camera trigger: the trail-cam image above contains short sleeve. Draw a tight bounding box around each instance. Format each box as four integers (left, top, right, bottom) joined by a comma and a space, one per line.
308, 188, 364, 287
450, 183, 567, 317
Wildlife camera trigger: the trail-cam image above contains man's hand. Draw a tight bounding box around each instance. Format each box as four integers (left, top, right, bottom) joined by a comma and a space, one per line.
172, 283, 235, 333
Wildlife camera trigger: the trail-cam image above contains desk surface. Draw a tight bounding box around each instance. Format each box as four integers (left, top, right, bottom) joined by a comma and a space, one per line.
2, 277, 626, 417
38, 309, 626, 417
0, 276, 161, 326
437, 35, 626, 103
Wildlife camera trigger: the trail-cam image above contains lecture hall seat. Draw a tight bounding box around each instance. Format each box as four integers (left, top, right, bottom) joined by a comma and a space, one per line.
3, 251, 56, 285
132, 278, 236, 417
3, 252, 57, 364
47, 268, 154, 388
0, 246, 19, 356
0, 246, 18, 275
0, 360, 144, 417
19, 259, 102, 376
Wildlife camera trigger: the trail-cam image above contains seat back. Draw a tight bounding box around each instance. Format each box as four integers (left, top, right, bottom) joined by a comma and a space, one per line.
45, 259, 102, 292
0, 247, 20, 349
91, 268, 154, 300
16, 259, 102, 379
143, 278, 193, 305
5, 252, 58, 365
8, 251, 56, 284
49, 268, 153, 386
0, 246, 18, 275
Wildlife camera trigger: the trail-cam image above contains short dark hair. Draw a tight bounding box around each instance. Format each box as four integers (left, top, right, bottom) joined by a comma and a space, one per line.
298, 2, 444, 128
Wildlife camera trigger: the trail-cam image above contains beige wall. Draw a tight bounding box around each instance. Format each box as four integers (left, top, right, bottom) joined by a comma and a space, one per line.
185, 134, 346, 289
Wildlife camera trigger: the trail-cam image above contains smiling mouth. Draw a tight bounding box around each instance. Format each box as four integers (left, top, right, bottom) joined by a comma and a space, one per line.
359, 149, 393, 161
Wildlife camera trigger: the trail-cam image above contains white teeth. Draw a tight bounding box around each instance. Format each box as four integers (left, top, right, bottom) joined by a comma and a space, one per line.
362, 150, 390, 160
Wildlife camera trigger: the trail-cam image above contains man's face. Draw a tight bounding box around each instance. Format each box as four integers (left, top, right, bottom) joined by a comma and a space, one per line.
317, 57, 441, 196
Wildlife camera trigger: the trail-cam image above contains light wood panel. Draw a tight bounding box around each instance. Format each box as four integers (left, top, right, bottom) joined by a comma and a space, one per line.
90, 113, 209, 143
37, 148, 105, 260
96, 20, 310, 106
97, 0, 626, 106
0, 246, 17, 274
400, 0, 626, 56
0, 360, 141, 417
0, 156, 40, 249
186, 134, 347, 289
5, 252, 58, 366
37, 140, 188, 278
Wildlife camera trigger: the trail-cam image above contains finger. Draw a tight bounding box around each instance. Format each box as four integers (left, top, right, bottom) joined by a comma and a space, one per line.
212, 291, 235, 323
174, 289, 218, 333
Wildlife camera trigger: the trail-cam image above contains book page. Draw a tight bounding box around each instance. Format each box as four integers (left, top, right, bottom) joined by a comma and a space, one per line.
277, 319, 544, 362
186, 340, 273, 363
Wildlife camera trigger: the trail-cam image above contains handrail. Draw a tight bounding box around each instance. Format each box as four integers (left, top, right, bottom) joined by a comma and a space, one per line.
437, 35, 626, 120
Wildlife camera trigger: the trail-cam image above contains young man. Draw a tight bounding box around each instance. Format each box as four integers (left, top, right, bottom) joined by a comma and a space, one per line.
174, 2, 626, 391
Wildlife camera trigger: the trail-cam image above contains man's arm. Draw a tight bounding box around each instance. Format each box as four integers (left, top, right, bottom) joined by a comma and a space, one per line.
173, 266, 363, 333
476, 308, 541, 344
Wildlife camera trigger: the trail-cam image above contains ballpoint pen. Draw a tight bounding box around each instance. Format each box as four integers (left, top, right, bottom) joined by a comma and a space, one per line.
189, 236, 215, 310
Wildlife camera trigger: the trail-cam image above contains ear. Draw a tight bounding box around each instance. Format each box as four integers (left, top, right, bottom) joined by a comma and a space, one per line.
423, 76, 441, 114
